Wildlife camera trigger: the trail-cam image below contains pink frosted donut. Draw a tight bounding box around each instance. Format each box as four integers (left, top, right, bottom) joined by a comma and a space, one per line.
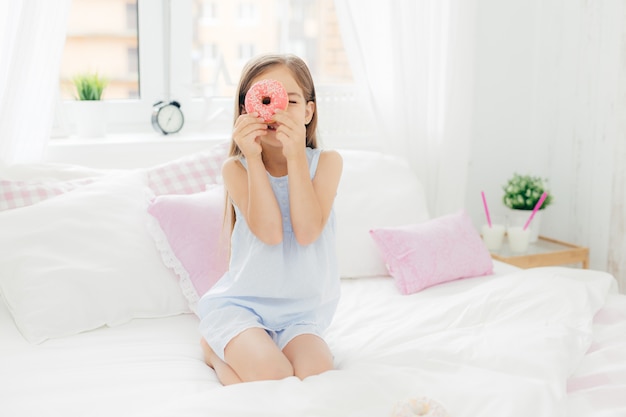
244, 79, 289, 122
390, 397, 450, 417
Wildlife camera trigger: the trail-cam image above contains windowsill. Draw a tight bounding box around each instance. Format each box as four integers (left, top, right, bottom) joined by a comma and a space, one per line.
49, 130, 229, 147
46, 129, 230, 169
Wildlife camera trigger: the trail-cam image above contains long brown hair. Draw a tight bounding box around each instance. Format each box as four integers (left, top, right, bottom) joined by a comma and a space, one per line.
229, 53, 318, 156
224, 53, 319, 232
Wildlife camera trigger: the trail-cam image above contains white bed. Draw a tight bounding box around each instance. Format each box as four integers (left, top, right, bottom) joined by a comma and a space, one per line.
1, 144, 625, 417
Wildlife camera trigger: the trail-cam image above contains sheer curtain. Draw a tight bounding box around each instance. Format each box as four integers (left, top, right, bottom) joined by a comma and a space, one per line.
334, 0, 476, 217
0, 0, 70, 166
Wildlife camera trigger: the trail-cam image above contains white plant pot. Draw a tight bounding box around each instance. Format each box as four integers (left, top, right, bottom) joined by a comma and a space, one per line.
74, 101, 107, 138
508, 208, 543, 243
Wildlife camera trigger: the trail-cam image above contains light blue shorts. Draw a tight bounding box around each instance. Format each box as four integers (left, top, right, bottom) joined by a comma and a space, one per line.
199, 303, 322, 362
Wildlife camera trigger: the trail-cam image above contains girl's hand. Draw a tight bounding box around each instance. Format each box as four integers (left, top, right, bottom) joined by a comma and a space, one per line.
272, 109, 307, 160
232, 112, 267, 159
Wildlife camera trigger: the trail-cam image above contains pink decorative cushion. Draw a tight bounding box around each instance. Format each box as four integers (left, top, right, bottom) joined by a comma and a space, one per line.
0, 141, 229, 212
146, 141, 229, 196
147, 185, 230, 312
369, 210, 493, 295
0, 178, 94, 211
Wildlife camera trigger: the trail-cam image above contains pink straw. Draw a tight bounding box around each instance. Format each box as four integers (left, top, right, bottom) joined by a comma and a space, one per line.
523, 192, 548, 231
481, 191, 492, 228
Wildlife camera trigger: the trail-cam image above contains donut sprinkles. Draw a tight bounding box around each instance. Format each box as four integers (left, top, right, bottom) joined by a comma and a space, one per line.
244, 79, 289, 122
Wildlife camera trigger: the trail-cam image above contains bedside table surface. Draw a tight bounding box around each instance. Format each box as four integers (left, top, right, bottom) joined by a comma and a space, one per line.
491, 236, 589, 269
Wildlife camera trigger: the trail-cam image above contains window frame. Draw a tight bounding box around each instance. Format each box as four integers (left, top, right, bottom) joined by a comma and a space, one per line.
54, 0, 360, 142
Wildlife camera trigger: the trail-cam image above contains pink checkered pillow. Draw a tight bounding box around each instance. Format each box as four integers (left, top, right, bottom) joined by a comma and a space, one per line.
146, 141, 229, 196
369, 210, 493, 295
0, 141, 230, 212
0, 178, 95, 211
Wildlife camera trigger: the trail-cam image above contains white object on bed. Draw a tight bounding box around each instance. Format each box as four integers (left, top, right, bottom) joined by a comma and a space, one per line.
0, 264, 620, 417
1, 148, 626, 417
0, 171, 190, 343
335, 149, 430, 278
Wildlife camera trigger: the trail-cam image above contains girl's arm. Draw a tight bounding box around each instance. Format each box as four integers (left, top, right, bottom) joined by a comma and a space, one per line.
286, 150, 343, 246
223, 157, 283, 245
224, 114, 283, 245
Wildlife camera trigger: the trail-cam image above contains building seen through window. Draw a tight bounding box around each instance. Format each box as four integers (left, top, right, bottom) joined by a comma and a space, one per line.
60, 0, 139, 100
60, 0, 352, 101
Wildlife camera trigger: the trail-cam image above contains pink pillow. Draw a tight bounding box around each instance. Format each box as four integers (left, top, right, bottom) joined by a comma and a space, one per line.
147, 185, 230, 312
369, 210, 493, 295
0, 178, 94, 211
0, 141, 229, 212
146, 141, 229, 196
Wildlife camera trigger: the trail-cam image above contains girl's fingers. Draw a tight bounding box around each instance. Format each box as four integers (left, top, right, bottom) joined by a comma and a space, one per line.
234, 114, 266, 132
233, 113, 268, 158
273, 111, 306, 137
271, 110, 296, 130
235, 124, 267, 141
234, 116, 267, 139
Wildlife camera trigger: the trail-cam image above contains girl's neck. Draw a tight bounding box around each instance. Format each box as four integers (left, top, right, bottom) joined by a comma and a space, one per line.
261, 146, 288, 177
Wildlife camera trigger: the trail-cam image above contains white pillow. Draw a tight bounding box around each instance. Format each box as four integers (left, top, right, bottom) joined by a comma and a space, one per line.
0, 171, 189, 343
334, 150, 430, 278
0, 161, 111, 181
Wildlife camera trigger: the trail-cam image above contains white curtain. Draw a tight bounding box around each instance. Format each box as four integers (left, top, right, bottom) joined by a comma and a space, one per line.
334, 0, 476, 217
0, 0, 70, 166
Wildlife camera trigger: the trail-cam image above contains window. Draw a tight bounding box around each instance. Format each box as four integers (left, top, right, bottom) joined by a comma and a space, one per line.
57, 0, 353, 136
238, 43, 256, 63
237, 3, 258, 25
201, 1, 217, 21
202, 43, 219, 63
127, 47, 139, 78
60, 0, 140, 101
126, 2, 138, 30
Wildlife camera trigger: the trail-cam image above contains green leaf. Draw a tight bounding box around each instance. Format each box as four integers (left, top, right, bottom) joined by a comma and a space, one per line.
501, 173, 553, 210
72, 72, 108, 101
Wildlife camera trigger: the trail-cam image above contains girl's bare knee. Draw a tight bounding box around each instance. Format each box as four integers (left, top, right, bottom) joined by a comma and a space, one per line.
294, 359, 333, 380
239, 356, 293, 382
224, 328, 295, 382
254, 359, 294, 381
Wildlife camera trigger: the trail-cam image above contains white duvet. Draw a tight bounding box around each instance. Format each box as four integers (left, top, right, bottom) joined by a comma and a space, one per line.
0, 266, 618, 417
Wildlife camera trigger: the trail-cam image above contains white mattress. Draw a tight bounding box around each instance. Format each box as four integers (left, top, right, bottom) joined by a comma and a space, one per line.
1, 262, 626, 417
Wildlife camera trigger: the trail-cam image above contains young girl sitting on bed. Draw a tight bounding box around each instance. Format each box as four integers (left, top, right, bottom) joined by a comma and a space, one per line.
198, 53, 343, 386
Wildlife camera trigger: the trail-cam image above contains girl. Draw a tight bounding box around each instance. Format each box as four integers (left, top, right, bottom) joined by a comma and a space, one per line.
198, 54, 343, 385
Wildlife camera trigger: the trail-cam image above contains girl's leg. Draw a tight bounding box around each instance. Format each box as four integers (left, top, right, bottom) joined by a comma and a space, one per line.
200, 338, 243, 386
282, 334, 334, 379
223, 327, 294, 382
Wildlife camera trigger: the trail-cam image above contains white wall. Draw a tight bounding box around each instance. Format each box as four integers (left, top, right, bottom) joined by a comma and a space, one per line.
465, 0, 625, 287
46, 132, 224, 169
44, 1, 626, 287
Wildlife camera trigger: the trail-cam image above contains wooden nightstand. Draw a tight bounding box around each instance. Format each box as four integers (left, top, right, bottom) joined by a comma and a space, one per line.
490, 236, 589, 269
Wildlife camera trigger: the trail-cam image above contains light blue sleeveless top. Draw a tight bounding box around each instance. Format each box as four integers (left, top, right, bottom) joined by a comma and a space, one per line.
199, 147, 340, 331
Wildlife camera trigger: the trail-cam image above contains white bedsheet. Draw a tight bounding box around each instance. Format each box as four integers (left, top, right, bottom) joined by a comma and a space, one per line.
567, 293, 626, 417
0, 264, 623, 417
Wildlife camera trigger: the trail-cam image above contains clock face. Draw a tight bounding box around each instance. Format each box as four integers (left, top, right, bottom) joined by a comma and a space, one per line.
156, 104, 184, 134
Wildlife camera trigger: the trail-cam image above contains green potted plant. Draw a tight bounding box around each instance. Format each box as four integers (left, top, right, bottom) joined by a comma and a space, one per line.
502, 173, 553, 242
73, 72, 108, 101
71, 72, 108, 137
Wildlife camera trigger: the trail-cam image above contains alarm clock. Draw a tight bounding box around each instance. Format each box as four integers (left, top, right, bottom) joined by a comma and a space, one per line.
151, 100, 184, 135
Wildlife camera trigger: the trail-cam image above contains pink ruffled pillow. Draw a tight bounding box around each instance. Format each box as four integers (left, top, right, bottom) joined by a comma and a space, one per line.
147, 185, 230, 312
369, 210, 493, 295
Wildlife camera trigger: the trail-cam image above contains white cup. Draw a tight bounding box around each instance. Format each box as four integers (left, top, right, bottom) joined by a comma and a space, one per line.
507, 226, 531, 253
481, 223, 506, 251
